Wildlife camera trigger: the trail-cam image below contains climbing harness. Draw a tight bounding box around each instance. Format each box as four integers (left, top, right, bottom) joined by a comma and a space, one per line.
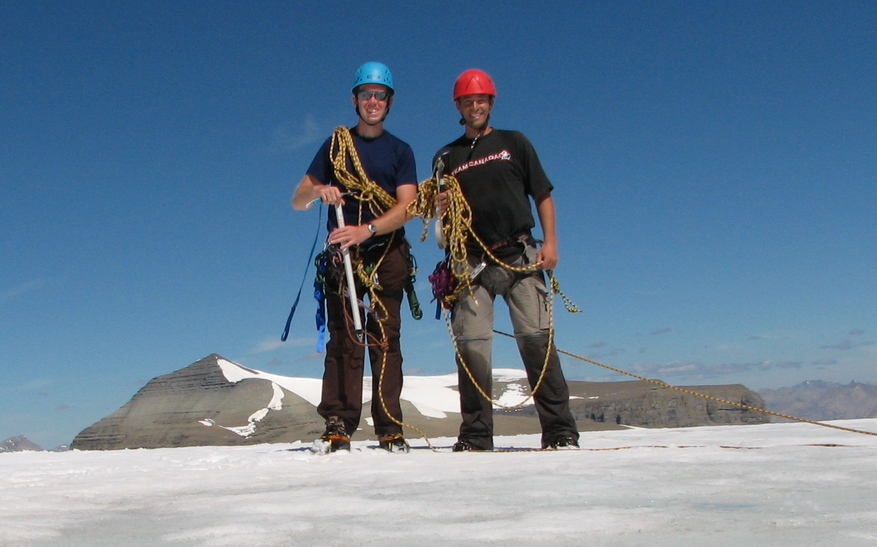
409, 171, 579, 314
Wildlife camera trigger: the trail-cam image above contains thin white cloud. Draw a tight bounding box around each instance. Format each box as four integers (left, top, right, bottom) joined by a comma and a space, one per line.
822, 340, 855, 350
3, 378, 55, 393
295, 351, 326, 362
1, 278, 55, 303
820, 340, 874, 351
251, 335, 314, 354
271, 115, 322, 152
629, 360, 777, 381
252, 339, 286, 353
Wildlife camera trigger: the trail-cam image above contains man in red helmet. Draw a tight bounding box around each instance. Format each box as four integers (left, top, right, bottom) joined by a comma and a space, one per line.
292, 62, 418, 453
435, 69, 580, 451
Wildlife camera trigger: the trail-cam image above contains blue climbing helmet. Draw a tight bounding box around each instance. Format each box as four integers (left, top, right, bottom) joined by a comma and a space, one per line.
352, 61, 394, 95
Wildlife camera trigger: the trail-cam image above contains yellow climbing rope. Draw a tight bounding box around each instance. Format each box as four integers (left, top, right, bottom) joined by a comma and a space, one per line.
437, 272, 560, 411
408, 171, 475, 306
330, 126, 396, 216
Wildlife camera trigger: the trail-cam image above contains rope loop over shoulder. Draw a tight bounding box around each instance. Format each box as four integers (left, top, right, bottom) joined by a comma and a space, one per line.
330, 126, 396, 218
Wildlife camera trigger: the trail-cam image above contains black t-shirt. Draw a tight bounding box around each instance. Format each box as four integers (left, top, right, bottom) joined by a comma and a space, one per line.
437, 129, 553, 252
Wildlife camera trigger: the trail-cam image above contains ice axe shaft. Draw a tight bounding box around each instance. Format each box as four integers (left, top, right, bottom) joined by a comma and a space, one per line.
334, 204, 364, 341
434, 153, 448, 249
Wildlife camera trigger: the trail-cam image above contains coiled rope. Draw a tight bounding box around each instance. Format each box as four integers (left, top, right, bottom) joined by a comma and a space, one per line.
330, 127, 396, 216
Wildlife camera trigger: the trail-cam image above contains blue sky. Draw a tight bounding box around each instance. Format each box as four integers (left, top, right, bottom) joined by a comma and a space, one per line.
2, 1, 875, 449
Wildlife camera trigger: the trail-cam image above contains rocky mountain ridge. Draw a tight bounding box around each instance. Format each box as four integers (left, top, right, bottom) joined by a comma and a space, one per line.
71, 354, 769, 450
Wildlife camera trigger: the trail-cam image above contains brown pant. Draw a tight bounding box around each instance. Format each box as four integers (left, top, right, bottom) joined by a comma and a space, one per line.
318, 238, 409, 438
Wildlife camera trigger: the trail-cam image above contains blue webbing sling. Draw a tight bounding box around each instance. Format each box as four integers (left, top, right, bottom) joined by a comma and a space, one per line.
281, 205, 326, 351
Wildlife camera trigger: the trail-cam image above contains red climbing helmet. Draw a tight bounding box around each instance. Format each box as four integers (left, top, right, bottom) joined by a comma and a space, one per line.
453, 69, 496, 100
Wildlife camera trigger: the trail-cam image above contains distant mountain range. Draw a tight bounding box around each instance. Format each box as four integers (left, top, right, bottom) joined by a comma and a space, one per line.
0, 435, 43, 453
0, 435, 69, 453
759, 380, 877, 422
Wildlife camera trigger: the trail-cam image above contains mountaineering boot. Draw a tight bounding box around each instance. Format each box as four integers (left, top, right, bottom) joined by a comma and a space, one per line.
320, 416, 351, 452
378, 433, 410, 454
544, 435, 580, 450
452, 439, 490, 452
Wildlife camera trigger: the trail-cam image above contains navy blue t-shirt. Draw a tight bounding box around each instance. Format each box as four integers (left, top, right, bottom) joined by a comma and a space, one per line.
307, 128, 417, 235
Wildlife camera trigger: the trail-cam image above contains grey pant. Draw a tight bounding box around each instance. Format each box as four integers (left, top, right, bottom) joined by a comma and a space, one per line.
451, 244, 579, 449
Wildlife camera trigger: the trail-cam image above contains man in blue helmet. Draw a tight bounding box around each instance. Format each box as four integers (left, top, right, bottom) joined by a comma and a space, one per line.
292, 62, 418, 453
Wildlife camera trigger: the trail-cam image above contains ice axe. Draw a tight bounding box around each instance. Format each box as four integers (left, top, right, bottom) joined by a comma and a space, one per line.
334, 203, 364, 342
433, 152, 449, 248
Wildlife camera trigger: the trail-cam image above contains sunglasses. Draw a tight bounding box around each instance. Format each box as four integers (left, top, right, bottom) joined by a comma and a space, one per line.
356, 89, 390, 101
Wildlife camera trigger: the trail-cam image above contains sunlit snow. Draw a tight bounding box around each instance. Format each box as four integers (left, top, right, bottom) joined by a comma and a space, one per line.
213, 357, 534, 433
3, 420, 877, 546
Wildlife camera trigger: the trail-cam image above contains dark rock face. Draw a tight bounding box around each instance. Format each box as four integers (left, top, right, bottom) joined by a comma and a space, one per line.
570, 381, 768, 427
500, 380, 769, 428
71, 354, 768, 450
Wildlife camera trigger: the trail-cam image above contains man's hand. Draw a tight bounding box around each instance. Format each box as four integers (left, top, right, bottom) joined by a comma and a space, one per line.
537, 241, 559, 270
328, 224, 371, 250
434, 191, 449, 215
291, 175, 346, 210
315, 184, 345, 206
